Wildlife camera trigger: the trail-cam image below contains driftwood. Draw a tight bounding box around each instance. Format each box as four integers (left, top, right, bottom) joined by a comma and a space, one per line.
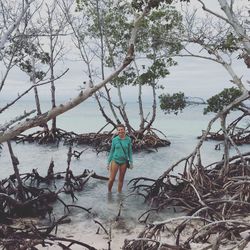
122, 106, 250, 249
0, 216, 98, 250
0, 164, 108, 250
123, 152, 250, 249
0, 168, 108, 218
0, 144, 110, 250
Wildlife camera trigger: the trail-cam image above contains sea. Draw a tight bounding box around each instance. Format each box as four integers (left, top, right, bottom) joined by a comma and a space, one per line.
0, 99, 249, 247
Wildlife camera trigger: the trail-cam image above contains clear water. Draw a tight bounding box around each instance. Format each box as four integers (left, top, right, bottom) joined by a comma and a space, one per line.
1, 100, 249, 244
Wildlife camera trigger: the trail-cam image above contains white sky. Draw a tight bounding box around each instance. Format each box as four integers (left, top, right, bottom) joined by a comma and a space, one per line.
0, 0, 249, 104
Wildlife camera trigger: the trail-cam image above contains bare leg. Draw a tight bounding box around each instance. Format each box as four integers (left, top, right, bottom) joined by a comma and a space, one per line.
108, 161, 119, 192
118, 163, 127, 193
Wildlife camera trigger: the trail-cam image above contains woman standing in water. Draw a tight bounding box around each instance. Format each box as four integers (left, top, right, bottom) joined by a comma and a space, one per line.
107, 124, 133, 193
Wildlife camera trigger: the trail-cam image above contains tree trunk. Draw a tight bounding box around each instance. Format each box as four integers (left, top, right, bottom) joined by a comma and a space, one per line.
96, 0, 119, 126
117, 85, 132, 133
0, 53, 15, 92
220, 114, 230, 177
218, 0, 250, 54
134, 61, 145, 131
7, 141, 25, 202
102, 32, 121, 124
96, 96, 117, 128
31, 56, 42, 115
141, 83, 157, 134
0, 0, 34, 51
49, 31, 57, 133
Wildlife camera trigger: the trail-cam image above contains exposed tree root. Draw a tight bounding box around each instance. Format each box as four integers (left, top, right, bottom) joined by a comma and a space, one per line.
198, 113, 250, 147
124, 153, 250, 249
13, 127, 170, 152
71, 128, 170, 153
14, 128, 77, 145
199, 129, 250, 146
0, 216, 98, 250
0, 147, 109, 249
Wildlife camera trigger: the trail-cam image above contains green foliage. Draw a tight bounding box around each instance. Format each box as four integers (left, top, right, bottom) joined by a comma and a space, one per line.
203, 87, 242, 114
102, 5, 133, 65
76, 1, 132, 66
137, 58, 170, 86
217, 33, 240, 53
74, 0, 183, 91
159, 92, 186, 114
136, 5, 184, 54
75, 0, 83, 11
111, 66, 137, 87
131, 0, 173, 12
6, 37, 50, 80
131, 0, 189, 12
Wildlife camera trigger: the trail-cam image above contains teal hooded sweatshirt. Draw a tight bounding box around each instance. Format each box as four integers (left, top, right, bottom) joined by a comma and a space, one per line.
107, 135, 133, 165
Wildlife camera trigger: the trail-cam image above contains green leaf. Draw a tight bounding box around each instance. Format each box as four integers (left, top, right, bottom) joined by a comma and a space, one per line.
203, 87, 242, 114
159, 92, 187, 114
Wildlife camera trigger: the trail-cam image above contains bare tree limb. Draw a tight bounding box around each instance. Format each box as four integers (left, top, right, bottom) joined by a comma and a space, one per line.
0, 0, 35, 52
0, 5, 152, 143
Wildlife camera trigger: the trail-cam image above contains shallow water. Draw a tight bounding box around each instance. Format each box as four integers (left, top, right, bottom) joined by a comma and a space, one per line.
1, 100, 249, 246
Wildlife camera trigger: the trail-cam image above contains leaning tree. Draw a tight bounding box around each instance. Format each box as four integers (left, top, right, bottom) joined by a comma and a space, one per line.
63, 0, 184, 152
0, 0, 160, 144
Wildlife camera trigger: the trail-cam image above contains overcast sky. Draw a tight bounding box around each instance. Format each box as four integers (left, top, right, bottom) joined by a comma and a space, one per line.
164, 55, 248, 99
0, 0, 249, 104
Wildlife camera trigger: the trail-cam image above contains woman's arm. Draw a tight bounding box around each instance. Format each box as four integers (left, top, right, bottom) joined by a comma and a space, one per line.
128, 140, 133, 163
107, 140, 115, 165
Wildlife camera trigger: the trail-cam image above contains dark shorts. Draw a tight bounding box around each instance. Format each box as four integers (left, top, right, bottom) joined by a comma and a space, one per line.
113, 160, 126, 166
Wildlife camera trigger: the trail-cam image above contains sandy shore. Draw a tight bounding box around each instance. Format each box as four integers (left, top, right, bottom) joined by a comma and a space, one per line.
36, 215, 250, 249
37, 219, 145, 249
